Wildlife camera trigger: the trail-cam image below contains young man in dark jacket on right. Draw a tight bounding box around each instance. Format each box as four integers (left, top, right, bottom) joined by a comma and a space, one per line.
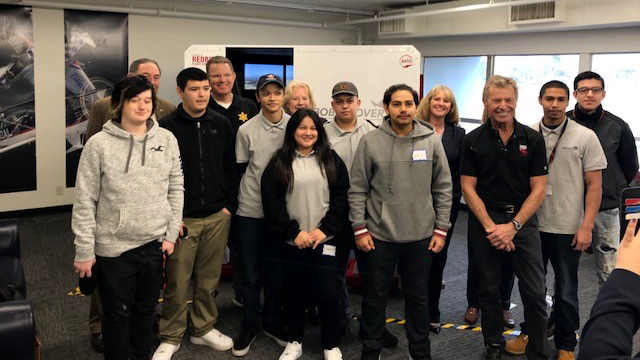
153, 67, 238, 360
567, 71, 639, 284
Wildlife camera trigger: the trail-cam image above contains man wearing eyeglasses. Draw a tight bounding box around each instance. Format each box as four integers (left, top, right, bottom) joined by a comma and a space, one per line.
206, 56, 259, 134
567, 71, 638, 285
206, 56, 259, 309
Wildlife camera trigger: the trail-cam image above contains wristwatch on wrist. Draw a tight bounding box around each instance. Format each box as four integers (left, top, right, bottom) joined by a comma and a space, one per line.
511, 219, 523, 231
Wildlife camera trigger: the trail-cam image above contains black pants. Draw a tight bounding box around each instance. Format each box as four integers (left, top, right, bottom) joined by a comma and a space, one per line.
428, 195, 461, 323
336, 227, 355, 330
230, 215, 244, 299
359, 238, 433, 360
467, 234, 515, 310
468, 211, 548, 360
235, 216, 284, 332
283, 238, 341, 349
96, 240, 163, 360
541, 232, 581, 351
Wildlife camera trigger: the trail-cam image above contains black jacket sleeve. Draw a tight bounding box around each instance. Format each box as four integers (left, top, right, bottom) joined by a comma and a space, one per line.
261, 157, 301, 241
318, 151, 350, 237
222, 117, 239, 213
578, 269, 640, 360
618, 122, 639, 185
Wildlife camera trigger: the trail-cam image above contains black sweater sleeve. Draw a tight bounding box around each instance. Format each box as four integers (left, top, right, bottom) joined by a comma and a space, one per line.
222, 118, 239, 213
618, 121, 639, 185
318, 152, 350, 237
261, 157, 301, 241
578, 269, 640, 360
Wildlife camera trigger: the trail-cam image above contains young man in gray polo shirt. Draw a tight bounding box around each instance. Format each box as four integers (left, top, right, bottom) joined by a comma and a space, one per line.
324, 81, 398, 347
232, 74, 290, 357
505, 80, 606, 360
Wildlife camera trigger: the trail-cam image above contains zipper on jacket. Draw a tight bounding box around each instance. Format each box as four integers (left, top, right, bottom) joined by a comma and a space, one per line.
197, 122, 205, 207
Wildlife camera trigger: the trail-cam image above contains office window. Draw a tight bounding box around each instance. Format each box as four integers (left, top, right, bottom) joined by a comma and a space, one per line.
423, 56, 487, 133
592, 53, 640, 143
494, 54, 579, 125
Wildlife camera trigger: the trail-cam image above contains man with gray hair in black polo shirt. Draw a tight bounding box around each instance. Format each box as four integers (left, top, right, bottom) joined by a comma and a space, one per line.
460, 75, 549, 360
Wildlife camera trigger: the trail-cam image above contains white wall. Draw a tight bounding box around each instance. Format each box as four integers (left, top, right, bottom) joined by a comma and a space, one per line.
128, 15, 357, 104
0, 7, 354, 213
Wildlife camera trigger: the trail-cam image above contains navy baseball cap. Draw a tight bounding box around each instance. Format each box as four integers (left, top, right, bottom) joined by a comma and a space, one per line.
256, 74, 284, 90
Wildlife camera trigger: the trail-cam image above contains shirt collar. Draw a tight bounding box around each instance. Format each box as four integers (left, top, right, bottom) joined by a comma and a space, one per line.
539, 117, 568, 136
294, 149, 316, 158
329, 117, 364, 136
260, 109, 286, 130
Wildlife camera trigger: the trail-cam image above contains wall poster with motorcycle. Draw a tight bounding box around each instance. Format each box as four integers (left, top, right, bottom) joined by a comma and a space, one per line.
0, 5, 36, 193
64, 9, 128, 187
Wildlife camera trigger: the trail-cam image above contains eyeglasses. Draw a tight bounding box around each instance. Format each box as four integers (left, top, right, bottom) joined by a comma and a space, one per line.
576, 87, 603, 95
209, 73, 234, 79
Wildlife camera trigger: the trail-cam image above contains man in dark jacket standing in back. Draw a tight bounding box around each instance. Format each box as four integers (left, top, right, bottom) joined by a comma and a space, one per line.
567, 71, 639, 284
152, 67, 238, 360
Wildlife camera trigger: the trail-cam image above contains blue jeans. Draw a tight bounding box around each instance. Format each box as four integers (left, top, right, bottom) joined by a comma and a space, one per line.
541, 232, 581, 351
234, 215, 284, 332
592, 208, 620, 284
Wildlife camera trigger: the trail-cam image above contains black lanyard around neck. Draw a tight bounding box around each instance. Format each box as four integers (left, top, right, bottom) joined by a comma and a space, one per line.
539, 119, 569, 165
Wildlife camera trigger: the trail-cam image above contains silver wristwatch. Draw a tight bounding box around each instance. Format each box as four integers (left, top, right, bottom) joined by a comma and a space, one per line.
511, 219, 523, 231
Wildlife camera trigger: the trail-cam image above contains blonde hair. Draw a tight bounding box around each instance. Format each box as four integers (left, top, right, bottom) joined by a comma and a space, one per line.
481, 75, 518, 123
283, 81, 316, 115
416, 85, 460, 125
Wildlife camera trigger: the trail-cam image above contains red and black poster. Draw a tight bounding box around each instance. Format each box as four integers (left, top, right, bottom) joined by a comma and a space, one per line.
0, 5, 36, 193
64, 9, 128, 187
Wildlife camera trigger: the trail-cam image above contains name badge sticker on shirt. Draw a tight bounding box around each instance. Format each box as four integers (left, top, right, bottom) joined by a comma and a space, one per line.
322, 244, 336, 257
412, 149, 428, 162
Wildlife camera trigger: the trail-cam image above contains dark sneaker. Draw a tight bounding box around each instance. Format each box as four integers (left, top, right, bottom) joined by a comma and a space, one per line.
232, 328, 257, 357
361, 349, 381, 360
547, 319, 556, 340
383, 329, 398, 348
90, 333, 104, 353
483, 345, 502, 360
264, 326, 287, 347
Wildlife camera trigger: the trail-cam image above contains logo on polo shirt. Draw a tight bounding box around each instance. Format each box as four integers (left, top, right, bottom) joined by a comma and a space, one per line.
519, 144, 528, 157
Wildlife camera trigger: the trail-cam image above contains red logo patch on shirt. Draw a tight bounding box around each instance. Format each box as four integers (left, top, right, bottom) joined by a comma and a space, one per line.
519, 144, 528, 157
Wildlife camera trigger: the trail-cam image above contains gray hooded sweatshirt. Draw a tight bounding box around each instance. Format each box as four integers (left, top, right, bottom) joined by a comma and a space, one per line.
348, 118, 452, 242
73, 119, 184, 262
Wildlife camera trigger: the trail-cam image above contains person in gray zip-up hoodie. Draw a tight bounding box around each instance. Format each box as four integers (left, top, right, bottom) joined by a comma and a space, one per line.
349, 84, 452, 360
72, 75, 184, 360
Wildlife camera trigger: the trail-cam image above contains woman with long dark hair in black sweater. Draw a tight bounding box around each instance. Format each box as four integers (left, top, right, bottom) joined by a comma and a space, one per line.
261, 109, 350, 360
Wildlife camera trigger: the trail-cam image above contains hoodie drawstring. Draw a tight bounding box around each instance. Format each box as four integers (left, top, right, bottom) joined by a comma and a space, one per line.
389, 136, 395, 194
125, 135, 134, 173
124, 134, 149, 173
141, 134, 148, 167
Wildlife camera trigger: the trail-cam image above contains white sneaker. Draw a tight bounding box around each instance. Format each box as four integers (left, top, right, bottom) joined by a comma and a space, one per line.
190, 328, 234, 351
324, 347, 343, 360
151, 343, 180, 360
279, 341, 303, 360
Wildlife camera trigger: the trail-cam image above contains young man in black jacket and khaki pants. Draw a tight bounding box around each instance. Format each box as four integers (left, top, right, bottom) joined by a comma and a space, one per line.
152, 67, 239, 360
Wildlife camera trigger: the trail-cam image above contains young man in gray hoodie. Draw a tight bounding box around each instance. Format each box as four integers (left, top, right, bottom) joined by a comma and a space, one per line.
349, 84, 452, 360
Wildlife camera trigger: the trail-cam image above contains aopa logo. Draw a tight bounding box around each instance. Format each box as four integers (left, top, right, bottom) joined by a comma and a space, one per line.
399, 54, 413, 68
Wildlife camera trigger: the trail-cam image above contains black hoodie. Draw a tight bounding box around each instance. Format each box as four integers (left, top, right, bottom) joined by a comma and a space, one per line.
568, 105, 639, 210
160, 105, 238, 218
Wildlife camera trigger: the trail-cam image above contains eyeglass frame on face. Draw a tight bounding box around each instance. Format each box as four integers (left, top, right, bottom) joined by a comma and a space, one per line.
576, 86, 604, 95
209, 73, 235, 80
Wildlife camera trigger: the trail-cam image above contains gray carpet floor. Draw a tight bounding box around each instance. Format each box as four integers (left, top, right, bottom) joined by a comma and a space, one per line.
11, 208, 640, 359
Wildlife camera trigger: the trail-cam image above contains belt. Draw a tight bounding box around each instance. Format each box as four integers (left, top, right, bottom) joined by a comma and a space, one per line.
485, 203, 519, 214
